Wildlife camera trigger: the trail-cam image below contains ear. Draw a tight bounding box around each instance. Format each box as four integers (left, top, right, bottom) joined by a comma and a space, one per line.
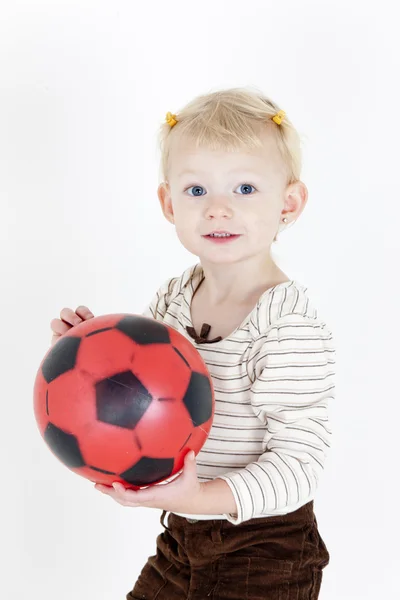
157, 183, 174, 224
282, 180, 308, 221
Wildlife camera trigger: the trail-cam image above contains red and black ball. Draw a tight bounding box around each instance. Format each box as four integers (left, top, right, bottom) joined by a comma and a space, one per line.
33, 314, 214, 488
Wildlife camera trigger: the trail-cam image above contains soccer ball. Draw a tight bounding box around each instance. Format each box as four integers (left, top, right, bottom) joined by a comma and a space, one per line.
33, 314, 214, 488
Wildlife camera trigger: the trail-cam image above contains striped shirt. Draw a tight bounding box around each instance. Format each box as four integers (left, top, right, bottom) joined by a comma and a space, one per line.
143, 263, 336, 525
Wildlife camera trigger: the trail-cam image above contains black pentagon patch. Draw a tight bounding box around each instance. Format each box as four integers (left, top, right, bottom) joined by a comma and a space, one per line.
44, 422, 85, 468
42, 336, 81, 383
121, 456, 174, 486
183, 372, 213, 426
173, 346, 190, 368
115, 315, 171, 345
96, 370, 153, 429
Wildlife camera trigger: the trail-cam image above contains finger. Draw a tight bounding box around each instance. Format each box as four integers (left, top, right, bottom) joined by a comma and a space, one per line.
50, 318, 72, 336
50, 307, 95, 347
75, 305, 95, 320
112, 482, 126, 493
109, 482, 140, 500
50, 334, 61, 347
95, 485, 136, 506
95, 483, 112, 492
59, 307, 84, 327
111, 483, 138, 502
50, 321, 71, 347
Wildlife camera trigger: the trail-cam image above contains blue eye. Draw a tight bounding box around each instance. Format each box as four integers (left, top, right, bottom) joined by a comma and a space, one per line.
236, 183, 256, 195
186, 185, 205, 196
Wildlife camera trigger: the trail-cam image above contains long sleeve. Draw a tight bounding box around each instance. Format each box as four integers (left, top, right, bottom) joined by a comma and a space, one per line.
216, 313, 336, 525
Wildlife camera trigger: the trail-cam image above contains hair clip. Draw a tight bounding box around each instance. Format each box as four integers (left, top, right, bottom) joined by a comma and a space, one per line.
166, 112, 178, 127
272, 110, 286, 125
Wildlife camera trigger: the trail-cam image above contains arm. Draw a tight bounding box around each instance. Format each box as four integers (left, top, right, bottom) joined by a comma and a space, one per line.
215, 314, 336, 525
196, 478, 238, 517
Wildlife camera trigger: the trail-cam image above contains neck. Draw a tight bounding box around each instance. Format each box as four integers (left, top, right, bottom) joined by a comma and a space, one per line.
198, 254, 287, 305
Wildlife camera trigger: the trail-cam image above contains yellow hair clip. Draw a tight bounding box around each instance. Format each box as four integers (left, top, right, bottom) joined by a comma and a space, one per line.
166, 112, 178, 127
272, 110, 286, 125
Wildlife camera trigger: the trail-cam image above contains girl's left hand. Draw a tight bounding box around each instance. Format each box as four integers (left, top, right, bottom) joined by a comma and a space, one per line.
94, 450, 204, 514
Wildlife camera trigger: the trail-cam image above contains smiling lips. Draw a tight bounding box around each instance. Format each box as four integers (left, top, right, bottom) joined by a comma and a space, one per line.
203, 230, 241, 243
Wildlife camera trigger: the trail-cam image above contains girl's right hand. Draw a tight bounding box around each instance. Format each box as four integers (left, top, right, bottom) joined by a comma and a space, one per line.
50, 306, 95, 347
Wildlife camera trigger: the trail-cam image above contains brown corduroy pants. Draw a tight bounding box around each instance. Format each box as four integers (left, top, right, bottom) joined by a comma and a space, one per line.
126, 500, 329, 600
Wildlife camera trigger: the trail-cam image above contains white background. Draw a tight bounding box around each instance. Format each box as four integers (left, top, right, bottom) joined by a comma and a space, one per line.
1, 1, 399, 598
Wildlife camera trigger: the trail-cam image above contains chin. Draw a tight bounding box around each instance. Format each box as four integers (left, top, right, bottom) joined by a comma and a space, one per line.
200, 252, 244, 265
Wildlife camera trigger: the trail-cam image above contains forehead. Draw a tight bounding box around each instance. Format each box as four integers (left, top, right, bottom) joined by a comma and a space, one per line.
169, 131, 284, 178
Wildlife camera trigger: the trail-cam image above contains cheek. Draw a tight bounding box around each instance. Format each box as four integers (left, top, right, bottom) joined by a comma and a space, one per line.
251, 205, 276, 227
174, 217, 198, 247
247, 212, 269, 230
173, 204, 198, 230
246, 213, 276, 243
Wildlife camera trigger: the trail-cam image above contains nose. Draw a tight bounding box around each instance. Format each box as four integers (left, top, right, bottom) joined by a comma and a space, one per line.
203, 196, 233, 220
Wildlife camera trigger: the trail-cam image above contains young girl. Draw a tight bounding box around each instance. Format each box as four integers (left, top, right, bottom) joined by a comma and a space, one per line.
50, 87, 336, 599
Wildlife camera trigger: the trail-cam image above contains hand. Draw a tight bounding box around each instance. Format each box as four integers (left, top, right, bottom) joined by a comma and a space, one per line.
95, 450, 204, 514
50, 305, 95, 347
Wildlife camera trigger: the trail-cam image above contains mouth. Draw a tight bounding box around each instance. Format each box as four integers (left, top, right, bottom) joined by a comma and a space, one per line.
202, 231, 241, 243
204, 230, 239, 238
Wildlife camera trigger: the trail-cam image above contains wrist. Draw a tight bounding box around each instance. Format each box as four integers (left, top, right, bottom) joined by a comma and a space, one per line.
193, 479, 238, 516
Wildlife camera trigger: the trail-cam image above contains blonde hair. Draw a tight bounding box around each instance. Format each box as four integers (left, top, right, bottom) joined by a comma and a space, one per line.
158, 86, 305, 185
